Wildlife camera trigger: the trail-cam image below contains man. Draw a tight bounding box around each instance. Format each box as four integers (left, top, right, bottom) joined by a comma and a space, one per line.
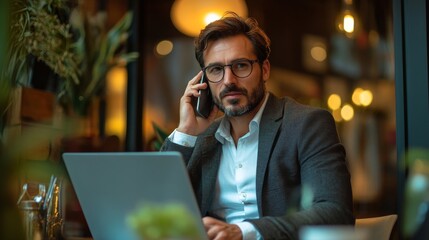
161, 12, 354, 240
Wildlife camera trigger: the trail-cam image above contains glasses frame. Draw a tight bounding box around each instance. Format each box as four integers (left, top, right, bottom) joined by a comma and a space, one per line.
202, 59, 259, 83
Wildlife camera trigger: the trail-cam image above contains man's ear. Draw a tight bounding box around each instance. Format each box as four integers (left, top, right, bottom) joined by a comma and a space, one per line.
262, 59, 270, 82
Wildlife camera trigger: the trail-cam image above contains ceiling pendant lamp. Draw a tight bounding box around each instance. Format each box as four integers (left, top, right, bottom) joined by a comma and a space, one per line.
336, 0, 360, 38
171, 0, 248, 37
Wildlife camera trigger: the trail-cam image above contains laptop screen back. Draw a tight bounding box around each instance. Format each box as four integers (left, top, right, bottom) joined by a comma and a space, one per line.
63, 151, 207, 240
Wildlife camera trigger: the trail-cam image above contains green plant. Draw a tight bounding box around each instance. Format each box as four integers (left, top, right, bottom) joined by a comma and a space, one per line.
61, 7, 138, 116
151, 122, 169, 151
5, 0, 78, 87
127, 202, 201, 240
2, 0, 138, 117
403, 148, 429, 238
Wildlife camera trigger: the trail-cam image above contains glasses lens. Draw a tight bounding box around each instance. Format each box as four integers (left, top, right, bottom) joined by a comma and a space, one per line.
205, 65, 224, 82
204, 60, 256, 82
231, 61, 252, 78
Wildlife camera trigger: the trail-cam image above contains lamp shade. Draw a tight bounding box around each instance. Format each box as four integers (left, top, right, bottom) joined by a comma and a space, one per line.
171, 0, 248, 37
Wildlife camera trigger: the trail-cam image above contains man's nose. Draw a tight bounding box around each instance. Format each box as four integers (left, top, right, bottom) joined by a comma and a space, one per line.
222, 67, 238, 85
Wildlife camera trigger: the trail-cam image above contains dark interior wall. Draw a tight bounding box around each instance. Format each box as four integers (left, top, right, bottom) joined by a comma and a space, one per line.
140, 0, 392, 75
249, 0, 339, 72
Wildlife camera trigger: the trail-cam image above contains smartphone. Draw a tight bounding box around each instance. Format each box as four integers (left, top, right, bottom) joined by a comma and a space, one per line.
194, 73, 214, 118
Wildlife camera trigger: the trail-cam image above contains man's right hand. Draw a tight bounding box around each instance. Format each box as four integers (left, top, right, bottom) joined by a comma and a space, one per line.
177, 71, 219, 136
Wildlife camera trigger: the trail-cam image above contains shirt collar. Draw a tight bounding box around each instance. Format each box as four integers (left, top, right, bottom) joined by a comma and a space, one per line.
215, 93, 269, 143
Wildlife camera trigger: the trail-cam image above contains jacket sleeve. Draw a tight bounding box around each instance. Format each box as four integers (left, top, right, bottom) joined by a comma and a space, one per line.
160, 138, 194, 165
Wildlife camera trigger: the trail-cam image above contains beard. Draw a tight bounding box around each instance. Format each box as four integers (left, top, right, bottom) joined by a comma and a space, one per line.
213, 75, 266, 117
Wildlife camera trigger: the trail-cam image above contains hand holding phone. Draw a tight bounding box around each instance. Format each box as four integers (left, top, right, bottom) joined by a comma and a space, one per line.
193, 73, 214, 118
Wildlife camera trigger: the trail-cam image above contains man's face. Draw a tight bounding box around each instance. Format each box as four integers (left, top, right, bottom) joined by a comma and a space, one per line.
203, 35, 270, 117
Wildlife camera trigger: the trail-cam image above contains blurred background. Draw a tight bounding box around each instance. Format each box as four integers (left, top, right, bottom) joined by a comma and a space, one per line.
79, 0, 400, 237
1, 0, 428, 239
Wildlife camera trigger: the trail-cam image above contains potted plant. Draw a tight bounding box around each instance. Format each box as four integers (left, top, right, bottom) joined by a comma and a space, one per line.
1, 0, 75, 130
62, 4, 138, 117
1, 0, 138, 134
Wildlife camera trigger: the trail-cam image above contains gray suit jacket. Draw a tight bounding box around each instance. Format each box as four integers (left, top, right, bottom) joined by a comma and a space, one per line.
161, 93, 354, 239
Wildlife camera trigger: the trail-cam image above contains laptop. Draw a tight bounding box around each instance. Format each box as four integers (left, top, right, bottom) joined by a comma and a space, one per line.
62, 151, 208, 240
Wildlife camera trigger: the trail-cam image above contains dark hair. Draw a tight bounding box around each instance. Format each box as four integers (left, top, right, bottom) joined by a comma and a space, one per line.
194, 12, 271, 68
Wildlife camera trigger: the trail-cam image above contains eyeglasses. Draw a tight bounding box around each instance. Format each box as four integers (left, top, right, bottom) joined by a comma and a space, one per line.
202, 59, 259, 83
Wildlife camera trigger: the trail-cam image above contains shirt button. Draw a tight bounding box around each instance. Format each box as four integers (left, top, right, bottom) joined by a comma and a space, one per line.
238, 163, 243, 168
239, 192, 247, 204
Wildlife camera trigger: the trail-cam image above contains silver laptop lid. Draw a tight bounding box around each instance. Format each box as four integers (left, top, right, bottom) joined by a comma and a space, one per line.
63, 151, 207, 240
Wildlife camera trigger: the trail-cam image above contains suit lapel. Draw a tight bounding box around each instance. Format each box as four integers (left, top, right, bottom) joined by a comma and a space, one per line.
256, 94, 284, 213
200, 132, 222, 214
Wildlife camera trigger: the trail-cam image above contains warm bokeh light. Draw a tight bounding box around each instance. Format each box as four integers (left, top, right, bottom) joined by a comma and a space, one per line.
341, 104, 354, 121
360, 90, 373, 107
310, 46, 327, 62
105, 66, 127, 142
343, 14, 355, 33
204, 12, 221, 25
155, 40, 174, 56
171, 0, 248, 37
352, 88, 373, 107
105, 118, 125, 138
106, 67, 126, 93
336, 0, 359, 39
352, 87, 364, 106
327, 94, 342, 110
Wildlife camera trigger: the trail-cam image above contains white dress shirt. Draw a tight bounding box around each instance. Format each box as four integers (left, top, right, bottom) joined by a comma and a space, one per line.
169, 94, 268, 240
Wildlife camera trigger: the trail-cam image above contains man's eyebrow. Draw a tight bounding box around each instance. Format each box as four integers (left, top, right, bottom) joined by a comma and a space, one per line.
205, 58, 250, 67
205, 62, 223, 67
